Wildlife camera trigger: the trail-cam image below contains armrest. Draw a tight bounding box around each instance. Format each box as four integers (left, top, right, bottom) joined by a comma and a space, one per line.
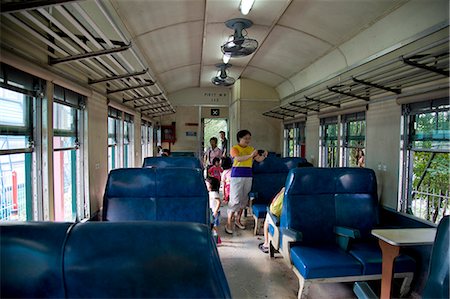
353, 282, 378, 299
280, 227, 303, 243
334, 226, 360, 251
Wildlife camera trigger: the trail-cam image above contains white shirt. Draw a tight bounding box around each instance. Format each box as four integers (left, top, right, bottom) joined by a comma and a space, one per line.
209, 191, 220, 211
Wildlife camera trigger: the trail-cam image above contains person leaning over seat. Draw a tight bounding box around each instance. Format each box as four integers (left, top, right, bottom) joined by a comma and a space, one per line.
225, 129, 267, 234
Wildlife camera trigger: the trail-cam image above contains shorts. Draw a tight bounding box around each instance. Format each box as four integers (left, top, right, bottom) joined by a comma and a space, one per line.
211, 210, 220, 227
228, 177, 252, 213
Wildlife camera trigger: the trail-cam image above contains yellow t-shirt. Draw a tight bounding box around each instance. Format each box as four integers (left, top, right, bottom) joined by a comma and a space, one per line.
230, 144, 254, 177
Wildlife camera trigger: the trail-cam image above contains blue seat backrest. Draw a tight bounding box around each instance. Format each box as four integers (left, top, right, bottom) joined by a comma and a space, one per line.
0, 222, 73, 298
64, 222, 231, 298
142, 156, 202, 169
422, 215, 449, 299
280, 167, 378, 244
251, 156, 307, 205
103, 167, 208, 224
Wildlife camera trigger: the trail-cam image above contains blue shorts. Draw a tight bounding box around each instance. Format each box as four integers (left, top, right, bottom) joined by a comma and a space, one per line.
211, 210, 220, 227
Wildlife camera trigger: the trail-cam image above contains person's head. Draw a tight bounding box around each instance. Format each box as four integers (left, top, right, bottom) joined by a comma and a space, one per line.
236, 129, 251, 146
205, 176, 220, 192
221, 156, 232, 170
212, 157, 220, 166
161, 149, 170, 157
219, 131, 226, 140
209, 137, 218, 148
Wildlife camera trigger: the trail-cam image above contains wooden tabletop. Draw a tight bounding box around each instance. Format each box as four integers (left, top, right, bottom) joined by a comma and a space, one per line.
372, 228, 437, 246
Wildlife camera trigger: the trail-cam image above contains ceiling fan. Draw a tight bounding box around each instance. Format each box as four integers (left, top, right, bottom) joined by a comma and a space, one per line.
221, 18, 258, 57
211, 63, 235, 86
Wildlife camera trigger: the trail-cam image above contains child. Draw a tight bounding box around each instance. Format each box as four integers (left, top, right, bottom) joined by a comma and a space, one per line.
221, 157, 232, 204
205, 176, 221, 244
208, 157, 223, 181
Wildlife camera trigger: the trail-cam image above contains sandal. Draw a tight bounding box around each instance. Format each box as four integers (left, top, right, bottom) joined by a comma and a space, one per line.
235, 221, 246, 230
225, 226, 233, 234
259, 243, 269, 254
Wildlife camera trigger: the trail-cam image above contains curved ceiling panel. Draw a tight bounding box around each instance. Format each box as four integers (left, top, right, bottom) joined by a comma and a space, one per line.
250, 25, 332, 78
136, 20, 204, 73
242, 66, 286, 87
111, 0, 205, 37
159, 64, 201, 93
278, 0, 407, 46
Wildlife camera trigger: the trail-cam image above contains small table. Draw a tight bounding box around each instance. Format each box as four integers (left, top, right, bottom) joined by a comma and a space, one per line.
371, 228, 436, 299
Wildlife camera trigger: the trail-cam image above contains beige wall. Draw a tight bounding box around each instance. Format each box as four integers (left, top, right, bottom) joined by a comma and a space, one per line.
87, 93, 108, 214
366, 100, 402, 209
305, 115, 320, 166
239, 100, 282, 153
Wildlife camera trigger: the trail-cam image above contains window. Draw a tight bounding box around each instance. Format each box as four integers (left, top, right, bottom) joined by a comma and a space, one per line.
401, 98, 449, 223
320, 117, 339, 167
53, 85, 86, 222
141, 121, 153, 162
342, 112, 366, 167
123, 113, 133, 168
0, 64, 39, 221
284, 122, 305, 157
108, 107, 121, 171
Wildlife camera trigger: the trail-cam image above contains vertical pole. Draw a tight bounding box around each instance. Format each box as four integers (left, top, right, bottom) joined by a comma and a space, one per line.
12, 171, 17, 211
71, 149, 77, 220
25, 152, 32, 220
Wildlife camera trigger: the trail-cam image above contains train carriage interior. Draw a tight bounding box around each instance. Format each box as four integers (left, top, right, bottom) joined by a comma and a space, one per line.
0, 0, 449, 298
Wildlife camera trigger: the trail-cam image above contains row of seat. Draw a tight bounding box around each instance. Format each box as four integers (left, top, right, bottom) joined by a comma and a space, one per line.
1, 221, 231, 298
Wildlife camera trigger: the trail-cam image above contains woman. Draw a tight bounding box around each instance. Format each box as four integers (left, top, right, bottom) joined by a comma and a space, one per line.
225, 130, 267, 234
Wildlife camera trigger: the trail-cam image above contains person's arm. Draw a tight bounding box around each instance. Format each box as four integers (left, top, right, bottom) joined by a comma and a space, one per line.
254, 150, 268, 162
231, 147, 257, 162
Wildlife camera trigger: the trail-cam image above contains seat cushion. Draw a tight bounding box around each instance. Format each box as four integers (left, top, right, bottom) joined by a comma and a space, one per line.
290, 245, 362, 279
349, 242, 416, 275
252, 204, 268, 219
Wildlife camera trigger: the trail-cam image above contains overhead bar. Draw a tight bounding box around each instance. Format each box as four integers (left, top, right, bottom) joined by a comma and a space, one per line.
1, 0, 78, 13
290, 101, 320, 112
123, 92, 163, 103
304, 96, 341, 108
49, 43, 132, 65
89, 69, 148, 85
134, 101, 166, 109
352, 77, 401, 94
402, 57, 449, 77
263, 112, 284, 120
280, 107, 300, 114
107, 82, 155, 94
327, 87, 370, 102
140, 104, 171, 112
51, 28, 127, 47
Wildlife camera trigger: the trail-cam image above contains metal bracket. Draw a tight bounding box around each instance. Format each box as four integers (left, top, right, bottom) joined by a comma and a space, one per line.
123, 92, 163, 103
107, 82, 155, 94
89, 69, 148, 85
402, 57, 449, 77
327, 86, 370, 102
352, 77, 401, 94
304, 96, 340, 108
49, 43, 132, 65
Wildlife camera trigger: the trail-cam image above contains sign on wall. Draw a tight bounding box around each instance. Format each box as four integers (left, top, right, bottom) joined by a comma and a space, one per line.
211, 108, 220, 116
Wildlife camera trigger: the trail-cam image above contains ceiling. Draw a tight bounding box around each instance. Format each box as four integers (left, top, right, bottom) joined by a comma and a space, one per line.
108, 0, 408, 92
0, 0, 413, 116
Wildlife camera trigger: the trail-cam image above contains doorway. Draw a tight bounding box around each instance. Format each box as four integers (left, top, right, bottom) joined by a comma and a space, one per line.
203, 118, 228, 154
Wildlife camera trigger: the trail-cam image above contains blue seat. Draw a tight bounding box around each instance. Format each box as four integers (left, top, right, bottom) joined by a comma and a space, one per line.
1, 221, 232, 298
277, 167, 415, 298
102, 167, 209, 224
250, 156, 307, 235
142, 156, 202, 169
0, 222, 73, 299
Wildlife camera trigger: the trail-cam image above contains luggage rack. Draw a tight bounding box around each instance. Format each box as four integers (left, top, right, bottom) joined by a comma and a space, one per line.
264, 33, 449, 120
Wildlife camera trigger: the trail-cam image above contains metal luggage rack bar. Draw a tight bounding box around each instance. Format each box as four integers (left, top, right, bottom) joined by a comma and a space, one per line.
264, 35, 449, 120
0, 1, 174, 117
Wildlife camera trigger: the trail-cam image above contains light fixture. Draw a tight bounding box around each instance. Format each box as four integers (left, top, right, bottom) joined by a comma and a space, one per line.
222, 53, 231, 64
239, 0, 255, 15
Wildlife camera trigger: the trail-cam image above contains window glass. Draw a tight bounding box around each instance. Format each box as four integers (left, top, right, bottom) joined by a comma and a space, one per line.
402, 98, 449, 223
343, 112, 366, 167
320, 117, 339, 167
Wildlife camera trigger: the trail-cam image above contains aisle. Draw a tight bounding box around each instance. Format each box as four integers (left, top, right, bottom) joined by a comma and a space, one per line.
216, 207, 356, 299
